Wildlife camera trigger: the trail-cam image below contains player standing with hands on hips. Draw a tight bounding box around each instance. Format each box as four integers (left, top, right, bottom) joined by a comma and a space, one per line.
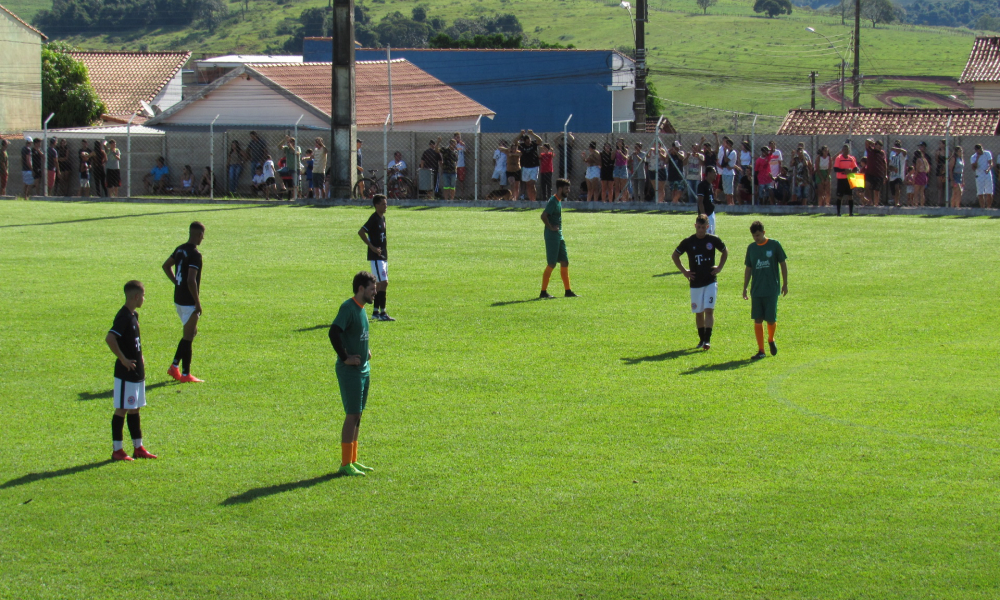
106, 280, 157, 461
672, 214, 727, 350
540, 178, 579, 299
163, 221, 206, 382
358, 194, 394, 321
329, 272, 378, 477
743, 221, 788, 360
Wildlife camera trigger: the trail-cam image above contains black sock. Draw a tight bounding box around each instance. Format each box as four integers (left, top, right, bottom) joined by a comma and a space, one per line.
705, 327, 713, 343
180, 339, 193, 375
126, 412, 142, 443
381, 290, 387, 312
173, 339, 184, 366
111, 414, 125, 442
697, 327, 705, 343
375, 291, 385, 312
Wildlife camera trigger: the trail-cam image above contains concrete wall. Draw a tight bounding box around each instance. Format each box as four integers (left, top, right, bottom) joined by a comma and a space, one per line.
973, 82, 1000, 109
0, 11, 43, 132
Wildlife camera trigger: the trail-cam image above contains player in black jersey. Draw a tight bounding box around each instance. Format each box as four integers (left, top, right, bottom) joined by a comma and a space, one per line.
672, 214, 728, 350
105, 280, 157, 461
162, 222, 206, 382
697, 166, 718, 235
358, 195, 394, 321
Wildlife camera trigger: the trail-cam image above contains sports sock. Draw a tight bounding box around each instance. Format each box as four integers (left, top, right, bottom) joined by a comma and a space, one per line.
542, 266, 554, 291
754, 323, 765, 351
705, 327, 713, 343
180, 339, 193, 375
112, 414, 124, 449
352, 441, 358, 463
380, 290, 387, 312
560, 266, 571, 290
697, 327, 705, 343
341, 443, 352, 467
767, 322, 776, 342
172, 339, 184, 367
126, 413, 142, 448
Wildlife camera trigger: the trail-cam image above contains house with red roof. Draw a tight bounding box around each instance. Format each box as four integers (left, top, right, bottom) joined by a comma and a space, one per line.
147, 59, 495, 132
68, 51, 192, 124
0, 3, 47, 132
958, 37, 1000, 109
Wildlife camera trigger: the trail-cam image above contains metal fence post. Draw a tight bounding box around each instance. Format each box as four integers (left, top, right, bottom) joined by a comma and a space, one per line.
210, 115, 219, 201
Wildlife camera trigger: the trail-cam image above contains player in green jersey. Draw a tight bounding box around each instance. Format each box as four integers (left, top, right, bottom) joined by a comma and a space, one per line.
742, 221, 788, 360
540, 178, 579, 299
328, 271, 377, 476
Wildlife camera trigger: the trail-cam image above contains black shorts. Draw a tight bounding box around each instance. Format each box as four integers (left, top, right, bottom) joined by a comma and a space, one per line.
506, 170, 521, 182
836, 178, 852, 197
106, 169, 121, 188
889, 178, 902, 195
600, 166, 614, 181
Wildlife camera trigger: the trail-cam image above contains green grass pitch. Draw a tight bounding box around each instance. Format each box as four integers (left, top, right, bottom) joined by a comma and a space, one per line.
1, 200, 998, 599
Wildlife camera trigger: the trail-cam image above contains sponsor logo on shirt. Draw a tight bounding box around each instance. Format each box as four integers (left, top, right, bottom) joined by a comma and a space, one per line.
756, 259, 771, 269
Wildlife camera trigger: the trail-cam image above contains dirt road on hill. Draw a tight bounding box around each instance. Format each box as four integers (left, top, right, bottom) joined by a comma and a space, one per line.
817, 75, 974, 108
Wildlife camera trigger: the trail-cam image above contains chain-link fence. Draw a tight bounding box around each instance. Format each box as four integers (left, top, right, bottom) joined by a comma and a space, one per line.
3, 128, 997, 208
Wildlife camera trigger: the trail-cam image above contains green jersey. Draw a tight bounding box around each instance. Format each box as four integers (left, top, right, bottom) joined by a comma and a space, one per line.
544, 196, 562, 239
332, 298, 370, 373
744, 239, 787, 297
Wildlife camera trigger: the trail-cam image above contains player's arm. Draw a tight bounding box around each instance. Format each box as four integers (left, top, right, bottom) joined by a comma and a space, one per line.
105, 332, 136, 371
671, 251, 693, 281
358, 227, 382, 257
712, 249, 728, 274
328, 324, 360, 366
779, 261, 788, 296
162, 256, 176, 283
742, 265, 752, 300
187, 266, 202, 313
540, 211, 557, 232
697, 195, 705, 214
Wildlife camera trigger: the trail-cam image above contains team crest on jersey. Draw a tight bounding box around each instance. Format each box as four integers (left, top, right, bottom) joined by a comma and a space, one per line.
766, 250, 773, 257
127, 395, 136, 405
706, 243, 713, 250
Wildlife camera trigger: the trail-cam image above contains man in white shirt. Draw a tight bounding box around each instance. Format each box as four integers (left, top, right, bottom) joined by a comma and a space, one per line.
717, 135, 738, 206
388, 151, 407, 178
250, 166, 267, 197
970, 143, 994, 208
768, 140, 783, 180
453, 133, 466, 198
262, 154, 277, 200
888, 140, 907, 207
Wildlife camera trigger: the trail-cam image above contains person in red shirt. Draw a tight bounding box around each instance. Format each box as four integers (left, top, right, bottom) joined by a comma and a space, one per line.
833, 143, 859, 216
754, 147, 773, 204
863, 139, 887, 206
539, 143, 554, 199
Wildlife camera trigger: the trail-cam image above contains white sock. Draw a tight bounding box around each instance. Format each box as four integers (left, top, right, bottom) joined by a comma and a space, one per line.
133, 438, 142, 449
113, 441, 123, 451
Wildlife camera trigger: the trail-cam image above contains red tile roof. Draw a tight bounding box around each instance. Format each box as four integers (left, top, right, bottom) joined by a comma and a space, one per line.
959, 37, 1000, 84
777, 109, 1000, 136
645, 117, 676, 134
68, 51, 191, 118
246, 60, 495, 127
0, 3, 47, 39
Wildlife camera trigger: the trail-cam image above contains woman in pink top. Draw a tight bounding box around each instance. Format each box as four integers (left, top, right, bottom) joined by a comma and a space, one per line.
755, 146, 773, 204
613, 138, 630, 202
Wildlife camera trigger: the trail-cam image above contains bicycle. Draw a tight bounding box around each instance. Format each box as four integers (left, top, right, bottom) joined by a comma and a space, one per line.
352, 169, 416, 200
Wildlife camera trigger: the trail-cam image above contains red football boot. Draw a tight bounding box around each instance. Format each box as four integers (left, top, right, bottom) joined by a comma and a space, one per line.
179, 374, 204, 383
112, 449, 134, 461
132, 446, 158, 459
167, 365, 182, 381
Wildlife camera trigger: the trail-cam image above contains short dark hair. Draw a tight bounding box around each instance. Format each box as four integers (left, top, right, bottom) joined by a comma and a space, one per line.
556, 178, 571, 190
353, 271, 376, 293
705, 166, 717, 175
750, 220, 764, 234
190, 221, 205, 232
124, 280, 144, 297
696, 214, 708, 225
372, 193, 386, 207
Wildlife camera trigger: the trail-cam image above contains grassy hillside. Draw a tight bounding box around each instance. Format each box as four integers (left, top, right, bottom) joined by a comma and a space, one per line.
11, 0, 985, 131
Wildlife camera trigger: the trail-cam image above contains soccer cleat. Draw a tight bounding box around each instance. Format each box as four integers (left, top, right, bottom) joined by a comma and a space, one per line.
539, 290, 555, 299
371, 312, 384, 321
703, 342, 711, 351
352, 462, 374, 472
179, 374, 204, 383
564, 290, 579, 298
696, 341, 705, 349
751, 351, 766, 361
338, 463, 366, 477
769, 341, 778, 356
380, 313, 396, 322
132, 446, 158, 459
111, 449, 134, 462
167, 364, 182, 381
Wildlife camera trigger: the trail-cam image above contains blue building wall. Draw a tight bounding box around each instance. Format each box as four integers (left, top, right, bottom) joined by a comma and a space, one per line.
303, 42, 621, 132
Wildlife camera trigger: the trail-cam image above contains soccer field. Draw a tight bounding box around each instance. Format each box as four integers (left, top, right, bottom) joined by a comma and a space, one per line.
1, 200, 998, 599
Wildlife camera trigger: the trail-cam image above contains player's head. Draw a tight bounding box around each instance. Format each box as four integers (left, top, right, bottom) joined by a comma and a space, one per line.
555, 178, 571, 197
695, 214, 709, 235
705, 166, 717, 177
975, 143, 983, 153
189, 221, 205, 245
124, 280, 145, 307
373, 194, 387, 213
750, 220, 766, 243
353, 271, 377, 302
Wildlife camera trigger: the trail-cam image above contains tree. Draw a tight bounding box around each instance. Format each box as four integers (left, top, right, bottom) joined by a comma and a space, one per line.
835, 0, 849, 25
753, 0, 792, 17
861, 0, 902, 27
373, 12, 431, 48
696, 0, 717, 14
411, 6, 426, 22
197, 0, 228, 34
41, 42, 106, 128
283, 7, 329, 53
645, 80, 665, 119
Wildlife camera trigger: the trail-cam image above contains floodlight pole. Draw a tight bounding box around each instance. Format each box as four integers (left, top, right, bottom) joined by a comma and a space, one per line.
294, 114, 303, 197
563, 113, 573, 180
633, 0, 647, 132
653, 115, 665, 203
126, 112, 136, 198
42, 112, 54, 197
806, 27, 847, 110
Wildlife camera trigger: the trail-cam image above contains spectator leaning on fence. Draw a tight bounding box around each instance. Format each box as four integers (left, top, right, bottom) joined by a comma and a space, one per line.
106, 140, 122, 197
791, 147, 812, 205
949, 146, 965, 209
520, 130, 543, 202
454, 133, 466, 198
613, 138, 629, 202
970, 143, 993, 209
888, 140, 907, 208
421, 139, 441, 198
31, 138, 43, 197
685, 143, 704, 203
583, 141, 601, 203
913, 149, 930, 207
78, 140, 91, 198
815, 146, 831, 207
505, 139, 522, 201
46, 138, 60, 196
440, 138, 459, 200
863, 139, 887, 207
143, 156, 170, 195
0, 139, 7, 196
491, 140, 507, 186
754, 147, 772, 205
599, 142, 615, 203
91, 140, 108, 198
629, 142, 646, 202
57, 138, 71, 196
539, 143, 554, 200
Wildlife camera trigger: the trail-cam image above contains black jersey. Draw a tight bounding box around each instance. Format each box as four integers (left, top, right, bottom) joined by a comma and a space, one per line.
675, 234, 727, 288
362, 212, 387, 260
110, 306, 144, 382
169, 243, 203, 306
696, 180, 715, 216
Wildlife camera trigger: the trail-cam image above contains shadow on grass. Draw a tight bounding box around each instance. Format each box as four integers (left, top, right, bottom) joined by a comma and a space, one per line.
295, 324, 330, 332
221, 472, 341, 505
652, 271, 682, 278
680, 359, 755, 375
0, 460, 113, 489
484, 206, 537, 212
77, 380, 173, 401
0, 204, 270, 229
621, 348, 700, 364
491, 297, 545, 307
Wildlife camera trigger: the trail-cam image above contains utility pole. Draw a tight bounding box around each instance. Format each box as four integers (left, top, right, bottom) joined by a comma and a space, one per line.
840, 61, 845, 110
331, 0, 357, 198
810, 71, 817, 109
853, 0, 861, 107
632, 0, 647, 132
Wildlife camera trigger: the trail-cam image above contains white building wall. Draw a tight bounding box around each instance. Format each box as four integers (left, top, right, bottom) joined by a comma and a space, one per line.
152, 72, 184, 112
973, 82, 1000, 109
160, 78, 329, 128
612, 89, 635, 122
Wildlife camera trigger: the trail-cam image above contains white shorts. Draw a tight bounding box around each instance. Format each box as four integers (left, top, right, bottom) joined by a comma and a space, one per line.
707, 213, 716, 235
976, 174, 994, 195
80, 177, 90, 188
690, 282, 718, 314
113, 378, 146, 410
370, 260, 388, 282
175, 303, 197, 325
584, 166, 599, 180
721, 173, 735, 195
521, 167, 539, 182
22, 171, 34, 185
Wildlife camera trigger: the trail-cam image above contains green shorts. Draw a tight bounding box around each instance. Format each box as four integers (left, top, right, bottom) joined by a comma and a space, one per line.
335, 362, 370, 414
751, 295, 779, 322
545, 235, 568, 266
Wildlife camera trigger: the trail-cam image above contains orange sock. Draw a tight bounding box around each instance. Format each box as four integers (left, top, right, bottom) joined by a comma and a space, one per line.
542, 266, 554, 291
767, 322, 776, 342
754, 323, 765, 351
560, 266, 571, 290
341, 443, 352, 467
351, 441, 358, 463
